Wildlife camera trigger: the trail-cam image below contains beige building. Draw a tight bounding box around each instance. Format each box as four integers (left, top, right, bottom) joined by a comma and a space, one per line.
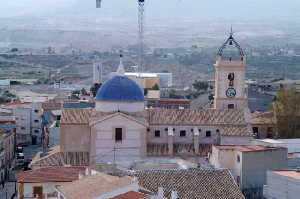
55, 173, 151, 199
214, 32, 247, 110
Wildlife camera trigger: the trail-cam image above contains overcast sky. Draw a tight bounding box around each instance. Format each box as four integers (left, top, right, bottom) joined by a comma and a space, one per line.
1, 0, 300, 21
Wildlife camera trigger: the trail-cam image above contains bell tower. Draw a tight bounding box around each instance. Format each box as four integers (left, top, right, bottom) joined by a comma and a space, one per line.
214, 30, 247, 110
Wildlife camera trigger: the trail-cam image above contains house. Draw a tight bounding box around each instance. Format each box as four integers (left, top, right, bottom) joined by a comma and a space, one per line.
250, 111, 276, 139
253, 138, 300, 169
17, 166, 87, 199
209, 145, 288, 198
264, 170, 300, 199
3, 101, 43, 145
0, 108, 16, 180
56, 173, 152, 199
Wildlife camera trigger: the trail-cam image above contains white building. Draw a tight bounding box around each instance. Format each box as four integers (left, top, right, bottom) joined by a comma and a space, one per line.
17, 167, 87, 199
264, 170, 300, 199
4, 102, 43, 145
125, 72, 173, 88
209, 145, 288, 198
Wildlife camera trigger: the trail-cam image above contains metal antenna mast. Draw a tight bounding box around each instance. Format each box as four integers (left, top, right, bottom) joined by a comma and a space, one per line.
138, 0, 145, 73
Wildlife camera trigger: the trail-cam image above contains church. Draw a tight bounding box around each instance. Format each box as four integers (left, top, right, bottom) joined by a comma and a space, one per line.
38, 33, 253, 167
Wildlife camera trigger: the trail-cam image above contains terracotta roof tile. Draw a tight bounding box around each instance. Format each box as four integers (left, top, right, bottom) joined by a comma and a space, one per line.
17, 166, 86, 183
219, 126, 252, 137
251, 111, 276, 125
61, 109, 92, 124
134, 168, 245, 199
147, 109, 246, 126
110, 191, 148, 199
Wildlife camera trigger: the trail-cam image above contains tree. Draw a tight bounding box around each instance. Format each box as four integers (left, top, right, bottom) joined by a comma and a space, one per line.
192, 80, 209, 92
81, 88, 88, 96
90, 83, 101, 97
273, 88, 300, 138
151, 84, 160, 91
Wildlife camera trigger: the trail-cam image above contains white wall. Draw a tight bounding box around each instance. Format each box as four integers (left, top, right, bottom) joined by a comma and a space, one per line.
220, 136, 252, 145
92, 114, 146, 165
95, 101, 144, 113
14, 108, 31, 144
21, 182, 70, 198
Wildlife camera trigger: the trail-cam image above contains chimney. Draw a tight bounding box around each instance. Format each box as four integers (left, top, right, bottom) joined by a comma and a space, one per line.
157, 187, 164, 198
78, 171, 84, 179
171, 191, 178, 199
85, 167, 92, 176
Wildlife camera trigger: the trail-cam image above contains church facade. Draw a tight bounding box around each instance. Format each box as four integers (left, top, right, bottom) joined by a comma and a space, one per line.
59, 33, 253, 166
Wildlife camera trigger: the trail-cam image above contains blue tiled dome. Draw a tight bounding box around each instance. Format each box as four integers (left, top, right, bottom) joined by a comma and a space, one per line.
96, 75, 144, 102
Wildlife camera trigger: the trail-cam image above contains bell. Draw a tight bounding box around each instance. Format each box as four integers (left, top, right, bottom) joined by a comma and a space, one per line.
229, 40, 233, 45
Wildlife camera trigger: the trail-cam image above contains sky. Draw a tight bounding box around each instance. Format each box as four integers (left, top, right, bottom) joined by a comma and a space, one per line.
1, 0, 300, 21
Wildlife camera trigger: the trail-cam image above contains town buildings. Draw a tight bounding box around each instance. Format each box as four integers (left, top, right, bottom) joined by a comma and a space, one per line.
30, 33, 253, 168
3, 102, 43, 145
0, 107, 16, 181
17, 166, 87, 199
209, 145, 288, 198
55, 168, 244, 199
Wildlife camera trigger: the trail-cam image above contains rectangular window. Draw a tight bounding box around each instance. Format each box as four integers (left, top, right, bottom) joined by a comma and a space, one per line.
180, 130, 186, 137
228, 104, 235, 109
21, 127, 25, 130
236, 176, 240, 186
115, 128, 123, 142
34, 120, 39, 123
154, 130, 160, 137
253, 127, 259, 133
206, 131, 211, 137
33, 186, 43, 197
237, 155, 240, 163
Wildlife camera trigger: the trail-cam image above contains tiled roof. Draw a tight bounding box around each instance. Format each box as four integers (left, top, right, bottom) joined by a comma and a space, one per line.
57, 173, 133, 199
273, 170, 300, 180
30, 146, 89, 168
110, 191, 148, 199
214, 145, 285, 152
134, 168, 245, 199
251, 111, 276, 125
147, 109, 246, 126
17, 166, 86, 183
61, 109, 92, 124
219, 126, 252, 137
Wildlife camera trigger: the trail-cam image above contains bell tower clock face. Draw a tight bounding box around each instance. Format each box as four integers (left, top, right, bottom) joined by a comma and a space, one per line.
226, 88, 236, 98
